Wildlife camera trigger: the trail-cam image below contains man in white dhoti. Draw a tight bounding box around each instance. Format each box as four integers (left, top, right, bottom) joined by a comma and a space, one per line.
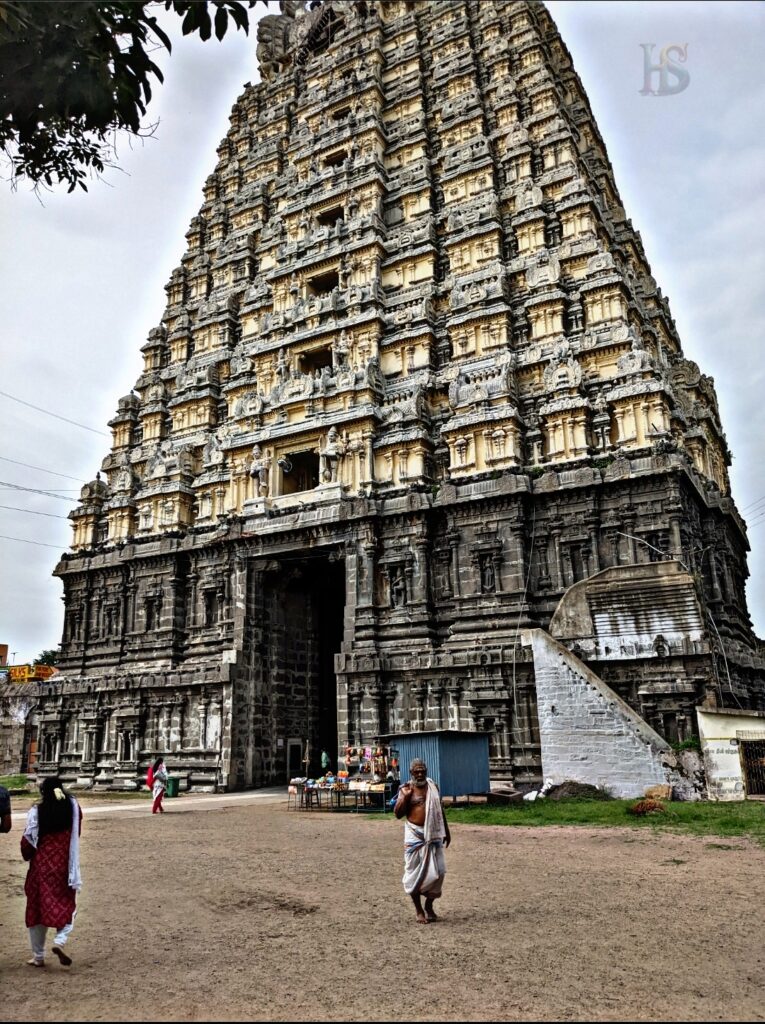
394, 758, 451, 923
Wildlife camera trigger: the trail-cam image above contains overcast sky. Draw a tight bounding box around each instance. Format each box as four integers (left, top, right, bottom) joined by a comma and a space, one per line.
1, 1, 763, 664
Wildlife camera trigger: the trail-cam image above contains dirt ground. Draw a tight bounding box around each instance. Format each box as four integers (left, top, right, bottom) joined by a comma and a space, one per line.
1, 795, 764, 1022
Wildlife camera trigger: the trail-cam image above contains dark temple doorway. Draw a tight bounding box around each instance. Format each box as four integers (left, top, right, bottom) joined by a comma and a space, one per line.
303, 555, 345, 774
251, 552, 346, 785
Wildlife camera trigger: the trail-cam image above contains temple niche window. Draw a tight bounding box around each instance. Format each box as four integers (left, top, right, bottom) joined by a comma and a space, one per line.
645, 532, 670, 563
306, 268, 339, 296
479, 554, 496, 593
316, 204, 344, 229
144, 594, 161, 632
65, 609, 81, 642
42, 734, 55, 762
389, 565, 407, 608
323, 149, 347, 170
203, 589, 219, 627
331, 105, 351, 122
299, 345, 333, 375
119, 729, 133, 761
279, 450, 320, 495
104, 603, 117, 636
566, 544, 587, 583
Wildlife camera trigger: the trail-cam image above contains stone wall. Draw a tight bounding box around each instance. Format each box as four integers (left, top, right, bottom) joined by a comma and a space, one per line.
0, 682, 37, 776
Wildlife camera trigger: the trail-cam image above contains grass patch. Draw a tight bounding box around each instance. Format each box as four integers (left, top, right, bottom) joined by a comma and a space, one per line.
0, 774, 31, 791
671, 737, 701, 752
446, 798, 765, 845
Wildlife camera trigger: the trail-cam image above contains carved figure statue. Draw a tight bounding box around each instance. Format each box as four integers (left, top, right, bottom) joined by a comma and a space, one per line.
248, 444, 270, 497
333, 329, 349, 369
480, 557, 496, 594
321, 425, 344, 482
276, 347, 289, 383
390, 566, 407, 608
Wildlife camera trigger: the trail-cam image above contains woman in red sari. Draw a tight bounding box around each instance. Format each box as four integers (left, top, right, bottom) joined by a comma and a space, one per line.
21, 777, 82, 968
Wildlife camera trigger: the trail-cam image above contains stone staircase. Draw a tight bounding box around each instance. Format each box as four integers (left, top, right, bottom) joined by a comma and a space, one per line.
523, 629, 678, 798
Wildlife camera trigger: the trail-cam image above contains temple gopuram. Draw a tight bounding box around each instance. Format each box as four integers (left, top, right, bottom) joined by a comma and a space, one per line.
45, 1, 764, 790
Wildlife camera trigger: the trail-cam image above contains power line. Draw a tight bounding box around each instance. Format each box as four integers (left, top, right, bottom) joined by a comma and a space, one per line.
742, 498, 765, 517
0, 480, 77, 501
0, 534, 64, 550
741, 493, 765, 512
0, 456, 87, 483
0, 505, 70, 520
0, 390, 109, 436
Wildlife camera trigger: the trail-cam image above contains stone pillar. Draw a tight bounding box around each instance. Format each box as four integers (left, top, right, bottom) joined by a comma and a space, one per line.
507, 523, 526, 593
199, 697, 210, 749
366, 682, 382, 737
500, 706, 512, 761
491, 549, 503, 593
162, 703, 172, 750
348, 683, 363, 745
446, 678, 463, 730
363, 431, 375, 486
448, 531, 461, 597
358, 541, 376, 607
550, 526, 564, 590
411, 682, 428, 731
413, 538, 429, 603
430, 682, 446, 730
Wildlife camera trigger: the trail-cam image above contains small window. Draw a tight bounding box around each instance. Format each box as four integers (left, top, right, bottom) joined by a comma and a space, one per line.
332, 106, 351, 122
306, 269, 339, 296
279, 450, 321, 495
300, 346, 333, 375
323, 149, 347, 169
316, 205, 344, 228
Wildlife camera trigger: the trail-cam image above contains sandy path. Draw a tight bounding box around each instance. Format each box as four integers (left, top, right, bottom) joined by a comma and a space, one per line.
1, 798, 763, 1021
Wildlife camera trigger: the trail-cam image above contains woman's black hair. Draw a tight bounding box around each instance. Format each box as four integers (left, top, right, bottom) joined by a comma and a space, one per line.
37, 776, 73, 836
152, 756, 164, 773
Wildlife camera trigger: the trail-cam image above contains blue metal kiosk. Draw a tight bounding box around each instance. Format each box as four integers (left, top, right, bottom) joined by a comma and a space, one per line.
386, 730, 490, 798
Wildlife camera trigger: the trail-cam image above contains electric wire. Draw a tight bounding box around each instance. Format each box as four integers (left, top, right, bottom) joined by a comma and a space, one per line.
0, 535, 64, 549
0, 390, 109, 436
740, 493, 765, 513
0, 456, 87, 483
0, 481, 79, 501
0, 505, 70, 519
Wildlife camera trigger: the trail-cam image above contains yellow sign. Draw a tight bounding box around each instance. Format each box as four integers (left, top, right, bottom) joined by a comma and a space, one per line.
33, 665, 58, 680
7, 664, 58, 682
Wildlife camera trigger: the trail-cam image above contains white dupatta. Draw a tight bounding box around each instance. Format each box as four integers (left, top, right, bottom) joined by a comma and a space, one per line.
23, 796, 83, 891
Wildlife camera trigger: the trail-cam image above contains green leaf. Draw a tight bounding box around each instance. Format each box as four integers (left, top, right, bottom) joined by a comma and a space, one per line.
214, 6, 227, 41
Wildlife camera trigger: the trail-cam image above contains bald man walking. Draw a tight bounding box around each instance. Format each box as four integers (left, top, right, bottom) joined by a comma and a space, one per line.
394, 758, 451, 923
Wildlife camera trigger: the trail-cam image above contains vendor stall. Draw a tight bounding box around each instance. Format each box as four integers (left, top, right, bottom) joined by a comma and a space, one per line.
288, 743, 399, 811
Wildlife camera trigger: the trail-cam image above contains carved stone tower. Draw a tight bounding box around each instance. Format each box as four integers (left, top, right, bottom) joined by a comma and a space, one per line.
48, 1, 763, 790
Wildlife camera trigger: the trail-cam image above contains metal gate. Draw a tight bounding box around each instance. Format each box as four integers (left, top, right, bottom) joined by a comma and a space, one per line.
740, 737, 765, 796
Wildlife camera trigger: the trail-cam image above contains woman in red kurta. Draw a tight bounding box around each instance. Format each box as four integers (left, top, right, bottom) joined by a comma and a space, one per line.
21, 777, 82, 968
